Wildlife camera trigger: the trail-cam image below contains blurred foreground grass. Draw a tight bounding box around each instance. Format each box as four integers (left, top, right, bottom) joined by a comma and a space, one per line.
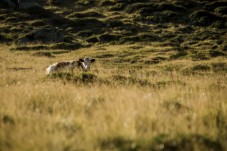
0, 44, 227, 151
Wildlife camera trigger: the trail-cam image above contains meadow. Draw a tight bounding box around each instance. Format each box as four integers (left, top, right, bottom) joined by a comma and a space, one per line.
0, 43, 227, 151
0, 0, 227, 150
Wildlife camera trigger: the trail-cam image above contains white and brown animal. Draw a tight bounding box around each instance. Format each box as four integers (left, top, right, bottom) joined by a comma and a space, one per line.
46, 57, 96, 74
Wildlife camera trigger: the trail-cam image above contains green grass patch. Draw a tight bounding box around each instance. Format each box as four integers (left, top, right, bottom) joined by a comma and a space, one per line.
67, 11, 103, 18
32, 51, 55, 58
212, 62, 227, 72
48, 72, 98, 84
51, 42, 83, 50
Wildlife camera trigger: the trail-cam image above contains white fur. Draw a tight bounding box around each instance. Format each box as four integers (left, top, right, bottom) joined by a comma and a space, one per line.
46, 57, 95, 75
46, 63, 57, 75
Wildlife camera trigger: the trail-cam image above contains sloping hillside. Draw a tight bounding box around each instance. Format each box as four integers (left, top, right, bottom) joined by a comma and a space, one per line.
0, 0, 226, 58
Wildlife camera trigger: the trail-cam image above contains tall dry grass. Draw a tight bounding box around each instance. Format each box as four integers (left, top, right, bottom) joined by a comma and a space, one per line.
0, 44, 227, 151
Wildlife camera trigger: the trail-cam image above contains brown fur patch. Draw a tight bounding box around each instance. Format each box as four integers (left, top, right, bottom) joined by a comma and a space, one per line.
56, 62, 71, 69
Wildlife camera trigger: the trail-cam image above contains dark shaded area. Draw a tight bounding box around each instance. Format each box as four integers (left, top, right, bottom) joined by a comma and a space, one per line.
11, 42, 84, 51
32, 51, 55, 58
48, 72, 98, 84
2, 115, 15, 125
0, 0, 226, 61
100, 134, 223, 151
190, 10, 226, 28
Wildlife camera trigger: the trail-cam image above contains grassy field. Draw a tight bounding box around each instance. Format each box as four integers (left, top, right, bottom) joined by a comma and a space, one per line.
0, 43, 227, 151
0, 0, 227, 150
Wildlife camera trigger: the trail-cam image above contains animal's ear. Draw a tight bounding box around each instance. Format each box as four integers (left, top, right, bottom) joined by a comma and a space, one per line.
79, 59, 84, 62
91, 59, 96, 63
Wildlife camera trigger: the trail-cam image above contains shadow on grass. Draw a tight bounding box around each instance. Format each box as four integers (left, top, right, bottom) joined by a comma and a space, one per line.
47, 72, 186, 88
112, 75, 185, 88
47, 72, 98, 84
100, 134, 223, 151
11, 42, 84, 51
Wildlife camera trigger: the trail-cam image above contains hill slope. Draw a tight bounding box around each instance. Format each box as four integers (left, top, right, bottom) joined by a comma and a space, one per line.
0, 0, 226, 57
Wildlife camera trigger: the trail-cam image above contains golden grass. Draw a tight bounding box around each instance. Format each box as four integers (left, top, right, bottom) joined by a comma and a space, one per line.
0, 44, 227, 151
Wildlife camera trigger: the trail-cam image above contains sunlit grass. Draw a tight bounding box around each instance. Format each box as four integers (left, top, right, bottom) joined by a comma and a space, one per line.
0, 44, 227, 151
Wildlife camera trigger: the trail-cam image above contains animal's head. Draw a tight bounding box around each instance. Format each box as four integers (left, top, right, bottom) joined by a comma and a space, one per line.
78, 57, 96, 71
